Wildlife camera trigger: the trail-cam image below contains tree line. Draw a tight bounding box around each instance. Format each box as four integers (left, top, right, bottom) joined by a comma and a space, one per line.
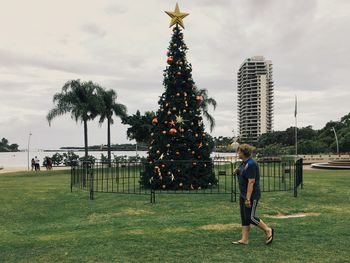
256, 113, 350, 155
0, 138, 19, 152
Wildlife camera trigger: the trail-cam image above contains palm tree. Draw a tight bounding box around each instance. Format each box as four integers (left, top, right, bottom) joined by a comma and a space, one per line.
197, 88, 217, 132
97, 88, 127, 163
47, 79, 100, 157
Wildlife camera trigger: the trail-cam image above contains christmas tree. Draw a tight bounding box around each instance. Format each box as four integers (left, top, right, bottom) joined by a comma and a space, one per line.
142, 4, 217, 190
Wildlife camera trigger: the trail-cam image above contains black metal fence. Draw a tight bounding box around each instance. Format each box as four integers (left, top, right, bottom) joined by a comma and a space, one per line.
70, 159, 303, 202
294, 158, 303, 197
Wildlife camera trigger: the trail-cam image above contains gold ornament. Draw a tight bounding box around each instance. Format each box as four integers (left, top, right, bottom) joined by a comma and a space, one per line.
175, 114, 184, 124
165, 3, 189, 29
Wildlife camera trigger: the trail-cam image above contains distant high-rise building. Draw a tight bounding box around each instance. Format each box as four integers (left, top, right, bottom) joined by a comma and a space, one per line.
237, 56, 274, 143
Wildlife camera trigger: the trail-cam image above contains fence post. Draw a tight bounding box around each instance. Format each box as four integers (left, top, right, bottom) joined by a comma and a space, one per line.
294, 159, 298, 197
70, 166, 73, 192
300, 159, 304, 189
150, 189, 155, 204
89, 165, 94, 200
230, 162, 236, 202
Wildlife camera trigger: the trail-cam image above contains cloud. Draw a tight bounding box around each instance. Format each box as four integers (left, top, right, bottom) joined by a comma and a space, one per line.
0, 0, 349, 149
80, 23, 107, 38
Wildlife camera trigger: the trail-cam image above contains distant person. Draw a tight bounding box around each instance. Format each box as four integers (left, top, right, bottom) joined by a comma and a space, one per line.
31, 158, 35, 171
48, 157, 53, 170
232, 144, 274, 245
45, 157, 53, 170
44, 157, 49, 170
34, 156, 40, 171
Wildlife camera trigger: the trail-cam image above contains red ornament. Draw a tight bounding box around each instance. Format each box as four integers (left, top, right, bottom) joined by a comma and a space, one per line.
176, 72, 182, 76
176, 151, 180, 155
169, 128, 177, 135
195, 95, 203, 102
152, 117, 158, 125
167, 56, 174, 64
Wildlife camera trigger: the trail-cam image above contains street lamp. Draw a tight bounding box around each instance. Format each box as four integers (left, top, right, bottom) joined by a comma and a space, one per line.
27, 132, 32, 171
331, 127, 339, 156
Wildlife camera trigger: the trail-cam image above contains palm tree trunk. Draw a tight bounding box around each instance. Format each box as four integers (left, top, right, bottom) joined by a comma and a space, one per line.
84, 120, 88, 158
107, 118, 111, 165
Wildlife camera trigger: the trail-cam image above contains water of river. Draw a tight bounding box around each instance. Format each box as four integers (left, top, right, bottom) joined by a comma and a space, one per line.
0, 151, 237, 168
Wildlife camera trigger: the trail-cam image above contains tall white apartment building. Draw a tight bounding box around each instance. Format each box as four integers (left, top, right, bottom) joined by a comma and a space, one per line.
237, 56, 273, 143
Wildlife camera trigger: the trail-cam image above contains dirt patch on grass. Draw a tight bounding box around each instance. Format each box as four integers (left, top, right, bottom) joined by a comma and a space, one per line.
125, 229, 145, 235
88, 208, 154, 223
198, 223, 241, 231
38, 233, 72, 241
121, 208, 154, 216
265, 212, 320, 219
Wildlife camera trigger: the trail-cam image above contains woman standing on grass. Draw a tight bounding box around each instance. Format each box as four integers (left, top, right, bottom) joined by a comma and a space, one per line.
232, 144, 274, 245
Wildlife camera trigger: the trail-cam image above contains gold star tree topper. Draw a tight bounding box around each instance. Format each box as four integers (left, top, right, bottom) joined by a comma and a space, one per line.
165, 3, 189, 29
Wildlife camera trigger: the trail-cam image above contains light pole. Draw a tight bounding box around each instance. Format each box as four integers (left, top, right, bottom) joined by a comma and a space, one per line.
27, 132, 32, 171
331, 127, 339, 156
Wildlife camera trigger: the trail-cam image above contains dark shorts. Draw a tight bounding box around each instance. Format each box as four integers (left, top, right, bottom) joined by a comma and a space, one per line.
239, 198, 261, 226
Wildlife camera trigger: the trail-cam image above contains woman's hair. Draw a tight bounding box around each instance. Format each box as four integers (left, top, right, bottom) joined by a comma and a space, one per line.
237, 144, 254, 157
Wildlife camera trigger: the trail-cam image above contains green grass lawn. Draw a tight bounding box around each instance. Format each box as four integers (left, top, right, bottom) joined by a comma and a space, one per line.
0, 168, 349, 262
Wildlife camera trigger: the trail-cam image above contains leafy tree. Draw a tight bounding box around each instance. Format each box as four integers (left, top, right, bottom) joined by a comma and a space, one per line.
340, 113, 350, 127
63, 151, 80, 166
79, 155, 96, 164
122, 110, 154, 144
97, 88, 127, 162
51, 153, 63, 166
339, 128, 350, 152
47, 80, 100, 157
0, 138, 19, 152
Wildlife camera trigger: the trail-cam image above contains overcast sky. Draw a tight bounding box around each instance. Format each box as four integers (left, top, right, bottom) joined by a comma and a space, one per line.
0, 0, 349, 150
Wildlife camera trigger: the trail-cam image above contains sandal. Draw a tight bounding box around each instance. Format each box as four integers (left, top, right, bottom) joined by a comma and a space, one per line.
266, 228, 274, 245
